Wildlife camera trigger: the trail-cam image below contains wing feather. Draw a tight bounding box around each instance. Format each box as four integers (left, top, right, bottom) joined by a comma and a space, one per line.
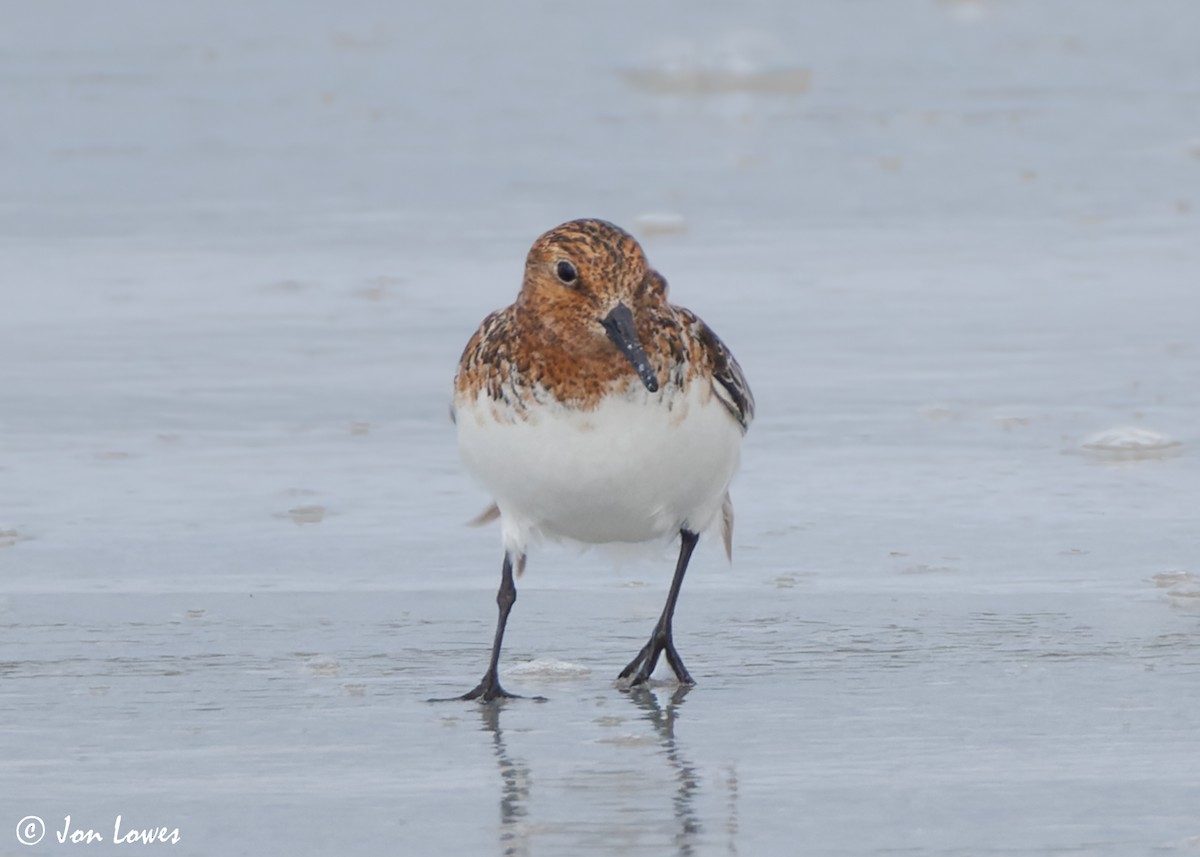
679, 309, 754, 432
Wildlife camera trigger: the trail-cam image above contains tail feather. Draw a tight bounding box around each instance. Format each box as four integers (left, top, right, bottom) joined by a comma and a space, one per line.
466, 503, 500, 527
721, 492, 734, 562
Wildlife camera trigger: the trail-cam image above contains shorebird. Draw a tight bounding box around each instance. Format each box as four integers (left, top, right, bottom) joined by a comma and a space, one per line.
449, 218, 753, 701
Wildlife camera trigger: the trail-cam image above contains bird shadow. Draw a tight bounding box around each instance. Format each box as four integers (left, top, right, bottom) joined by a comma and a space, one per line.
623, 685, 705, 856
478, 703, 533, 857
475, 684, 737, 856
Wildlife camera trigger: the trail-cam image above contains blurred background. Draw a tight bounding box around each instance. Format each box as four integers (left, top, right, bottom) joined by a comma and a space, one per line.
2, 1, 1198, 854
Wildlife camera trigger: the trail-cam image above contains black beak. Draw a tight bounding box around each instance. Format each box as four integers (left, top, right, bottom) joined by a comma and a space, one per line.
600, 302, 659, 393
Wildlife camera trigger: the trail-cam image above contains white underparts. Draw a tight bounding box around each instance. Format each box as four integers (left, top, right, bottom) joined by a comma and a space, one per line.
455, 383, 743, 556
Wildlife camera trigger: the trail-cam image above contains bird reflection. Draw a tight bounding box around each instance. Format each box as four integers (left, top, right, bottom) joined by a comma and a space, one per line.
479, 704, 531, 857
625, 685, 703, 856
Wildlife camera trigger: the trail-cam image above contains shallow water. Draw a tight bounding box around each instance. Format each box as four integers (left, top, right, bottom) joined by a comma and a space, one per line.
3, 0, 1200, 854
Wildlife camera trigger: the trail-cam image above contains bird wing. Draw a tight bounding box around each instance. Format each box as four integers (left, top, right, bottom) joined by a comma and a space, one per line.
679, 309, 755, 433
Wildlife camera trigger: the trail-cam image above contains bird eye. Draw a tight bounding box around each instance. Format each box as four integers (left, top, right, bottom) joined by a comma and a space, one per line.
555, 260, 578, 285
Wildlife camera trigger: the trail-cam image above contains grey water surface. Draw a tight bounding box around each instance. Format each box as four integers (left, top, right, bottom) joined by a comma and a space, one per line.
2, 1, 1199, 854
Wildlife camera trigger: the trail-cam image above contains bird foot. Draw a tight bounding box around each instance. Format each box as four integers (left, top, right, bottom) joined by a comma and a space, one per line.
430, 672, 546, 704
617, 632, 695, 688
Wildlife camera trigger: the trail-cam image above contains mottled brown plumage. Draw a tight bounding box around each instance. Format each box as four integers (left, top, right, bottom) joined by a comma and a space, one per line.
455, 219, 753, 427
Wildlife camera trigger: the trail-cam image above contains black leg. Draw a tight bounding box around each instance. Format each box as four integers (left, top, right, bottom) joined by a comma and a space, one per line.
444, 552, 536, 703
619, 530, 700, 687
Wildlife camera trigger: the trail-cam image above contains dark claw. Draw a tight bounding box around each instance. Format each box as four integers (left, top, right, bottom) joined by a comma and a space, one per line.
617, 632, 693, 688
429, 673, 546, 704
662, 639, 695, 686
618, 640, 654, 683
458, 677, 521, 703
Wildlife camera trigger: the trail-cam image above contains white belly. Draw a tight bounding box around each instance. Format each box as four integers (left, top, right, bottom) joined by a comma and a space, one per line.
455, 386, 743, 554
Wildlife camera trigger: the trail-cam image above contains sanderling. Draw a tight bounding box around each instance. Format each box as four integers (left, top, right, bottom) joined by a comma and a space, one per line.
448, 218, 753, 702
